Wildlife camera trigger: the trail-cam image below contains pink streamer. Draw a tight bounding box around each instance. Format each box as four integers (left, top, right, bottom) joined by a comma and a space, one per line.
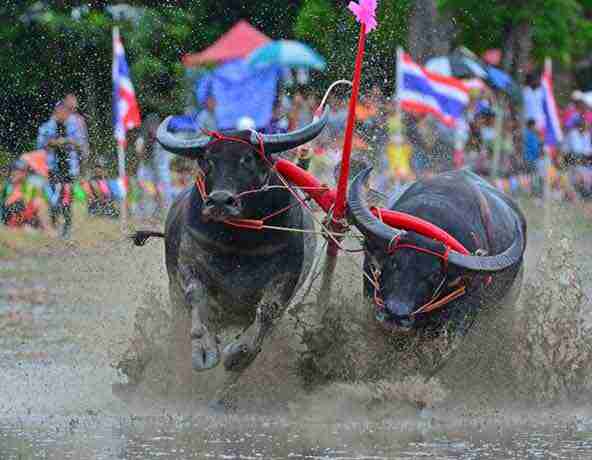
348, 0, 378, 33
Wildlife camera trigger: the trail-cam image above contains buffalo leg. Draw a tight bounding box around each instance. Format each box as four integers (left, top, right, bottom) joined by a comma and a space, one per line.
169, 274, 220, 389
176, 265, 220, 370
211, 300, 285, 408
221, 300, 284, 372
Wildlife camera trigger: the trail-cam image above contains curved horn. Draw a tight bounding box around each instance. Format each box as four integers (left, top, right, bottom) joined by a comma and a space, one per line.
252, 106, 330, 154
347, 167, 404, 246
156, 116, 211, 158
448, 223, 524, 272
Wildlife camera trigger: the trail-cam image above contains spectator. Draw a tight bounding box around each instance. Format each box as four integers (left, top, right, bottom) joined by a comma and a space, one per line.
523, 118, 543, 174
194, 96, 217, 132
37, 101, 84, 238
134, 113, 173, 218
562, 91, 587, 129
562, 116, 592, 167
288, 92, 311, 130
0, 159, 53, 234
87, 156, 119, 219
64, 93, 90, 164
522, 73, 543, 129
260, 104, 288, 134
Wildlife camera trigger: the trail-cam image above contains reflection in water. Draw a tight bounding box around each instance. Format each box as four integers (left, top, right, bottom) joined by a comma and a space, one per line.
2, 414, 592, 459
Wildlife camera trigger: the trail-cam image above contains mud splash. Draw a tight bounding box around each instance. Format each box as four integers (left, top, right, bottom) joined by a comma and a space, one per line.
512, 230, 592, 403
114, 202, 592, 417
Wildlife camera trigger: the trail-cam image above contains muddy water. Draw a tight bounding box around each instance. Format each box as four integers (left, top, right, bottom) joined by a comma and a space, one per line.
2, 411, 592, 458
2, 200, 592, 458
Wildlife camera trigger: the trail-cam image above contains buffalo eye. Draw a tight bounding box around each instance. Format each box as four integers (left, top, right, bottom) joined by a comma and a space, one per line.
388, 258, 398, 271
199, 158, 214, 174
240, 154, 255, 168
428, 271, 442, 285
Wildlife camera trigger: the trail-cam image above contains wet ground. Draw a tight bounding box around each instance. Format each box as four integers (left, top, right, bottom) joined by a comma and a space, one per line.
2, 200, 592, 458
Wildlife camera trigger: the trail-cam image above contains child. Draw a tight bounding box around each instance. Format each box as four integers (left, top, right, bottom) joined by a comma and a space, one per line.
1, 159, 53, 234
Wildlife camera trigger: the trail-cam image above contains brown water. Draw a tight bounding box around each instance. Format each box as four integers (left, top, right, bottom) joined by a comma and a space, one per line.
2, 200, 592, 459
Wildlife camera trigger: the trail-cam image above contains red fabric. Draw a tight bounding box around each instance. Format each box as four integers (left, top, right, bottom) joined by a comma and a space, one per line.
182, 20, 271, 67
482, 49, 502, 66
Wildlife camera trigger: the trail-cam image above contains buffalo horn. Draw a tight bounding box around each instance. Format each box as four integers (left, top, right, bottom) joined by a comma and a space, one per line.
156, 116, 211, 159
251, 106, 330, 154
347, 167, 405, 247
447, 223, 524, 272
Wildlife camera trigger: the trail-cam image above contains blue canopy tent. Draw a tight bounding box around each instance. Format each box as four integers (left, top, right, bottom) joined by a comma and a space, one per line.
195, 60, 281, 130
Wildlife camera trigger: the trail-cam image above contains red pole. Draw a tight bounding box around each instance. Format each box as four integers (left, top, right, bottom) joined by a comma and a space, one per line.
326, 23, 366, 257
333, 23, 366, 222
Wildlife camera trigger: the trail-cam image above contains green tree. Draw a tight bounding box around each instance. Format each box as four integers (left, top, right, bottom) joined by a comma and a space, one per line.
294, 0, 409, 94
440, 0, 592, 80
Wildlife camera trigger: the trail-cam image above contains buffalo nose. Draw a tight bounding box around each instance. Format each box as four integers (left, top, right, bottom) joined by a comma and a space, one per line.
204, 191, 238, 208
386, 301, 414, 323
397, 317, 414, 328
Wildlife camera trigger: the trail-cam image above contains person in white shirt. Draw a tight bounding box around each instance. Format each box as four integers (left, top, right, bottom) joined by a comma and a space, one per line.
522, 74, 544, 130
563, 116, 592, 166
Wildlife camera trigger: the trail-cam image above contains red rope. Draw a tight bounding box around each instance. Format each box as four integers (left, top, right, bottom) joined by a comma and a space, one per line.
192, 132, 309, 231
388, 242, 449, 271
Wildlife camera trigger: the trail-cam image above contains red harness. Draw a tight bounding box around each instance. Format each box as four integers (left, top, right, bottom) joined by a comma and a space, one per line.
370, 239, 468, 321
369, 208, 469, 321
194, 130, 321, 230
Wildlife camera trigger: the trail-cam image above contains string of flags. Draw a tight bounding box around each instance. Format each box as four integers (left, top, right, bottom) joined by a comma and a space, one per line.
2, 176, 172, 207
492, 170, 572, 195
1, 170, 575, 210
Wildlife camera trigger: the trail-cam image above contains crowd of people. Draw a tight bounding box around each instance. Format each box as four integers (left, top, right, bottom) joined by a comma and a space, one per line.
3, 77, 592, 238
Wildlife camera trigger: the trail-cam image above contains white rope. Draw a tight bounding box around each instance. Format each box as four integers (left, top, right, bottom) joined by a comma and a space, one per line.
317, 79, 353, 115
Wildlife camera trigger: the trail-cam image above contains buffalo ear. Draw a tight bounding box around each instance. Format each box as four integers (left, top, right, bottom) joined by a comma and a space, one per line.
156, 116, 210, 159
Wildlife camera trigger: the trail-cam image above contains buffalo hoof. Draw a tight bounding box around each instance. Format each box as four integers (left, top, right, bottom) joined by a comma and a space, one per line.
222, 341, 258, 372
192, 339, 220, 371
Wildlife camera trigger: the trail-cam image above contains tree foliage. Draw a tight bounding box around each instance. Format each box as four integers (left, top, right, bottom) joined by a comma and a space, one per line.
3, 0, 592, 156
440, 0, 592, 64
294, 0, 410, 93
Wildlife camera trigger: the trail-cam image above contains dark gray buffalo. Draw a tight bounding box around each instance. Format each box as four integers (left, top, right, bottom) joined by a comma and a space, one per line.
348, 168, 527, 336
133, 112, 328, 394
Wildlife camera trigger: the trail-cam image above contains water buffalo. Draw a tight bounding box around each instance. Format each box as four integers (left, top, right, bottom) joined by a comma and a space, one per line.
132, 112, 328, 397
348, 168, 526, 336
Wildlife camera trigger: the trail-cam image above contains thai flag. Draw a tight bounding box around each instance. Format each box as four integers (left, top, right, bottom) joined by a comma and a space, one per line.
112, 27, 141, 147
396, 52, 469, 127
540, 61, 563, 148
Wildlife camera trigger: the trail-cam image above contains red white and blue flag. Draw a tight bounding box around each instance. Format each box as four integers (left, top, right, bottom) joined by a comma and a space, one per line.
112, 27, 141, 148
540, 60, 563, 149
396, 51, 469, 127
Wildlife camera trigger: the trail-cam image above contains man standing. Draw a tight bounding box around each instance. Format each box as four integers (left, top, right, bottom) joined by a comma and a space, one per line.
194, 96, 217, 132
37, 101, 84, 238
64, 93, 90, 164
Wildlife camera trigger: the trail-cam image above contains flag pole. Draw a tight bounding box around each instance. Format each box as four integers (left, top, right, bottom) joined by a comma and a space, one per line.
117, 143, 128, 230
543, 57, 552, 231
113, 26, 127, 231
395, 47, 403, 116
